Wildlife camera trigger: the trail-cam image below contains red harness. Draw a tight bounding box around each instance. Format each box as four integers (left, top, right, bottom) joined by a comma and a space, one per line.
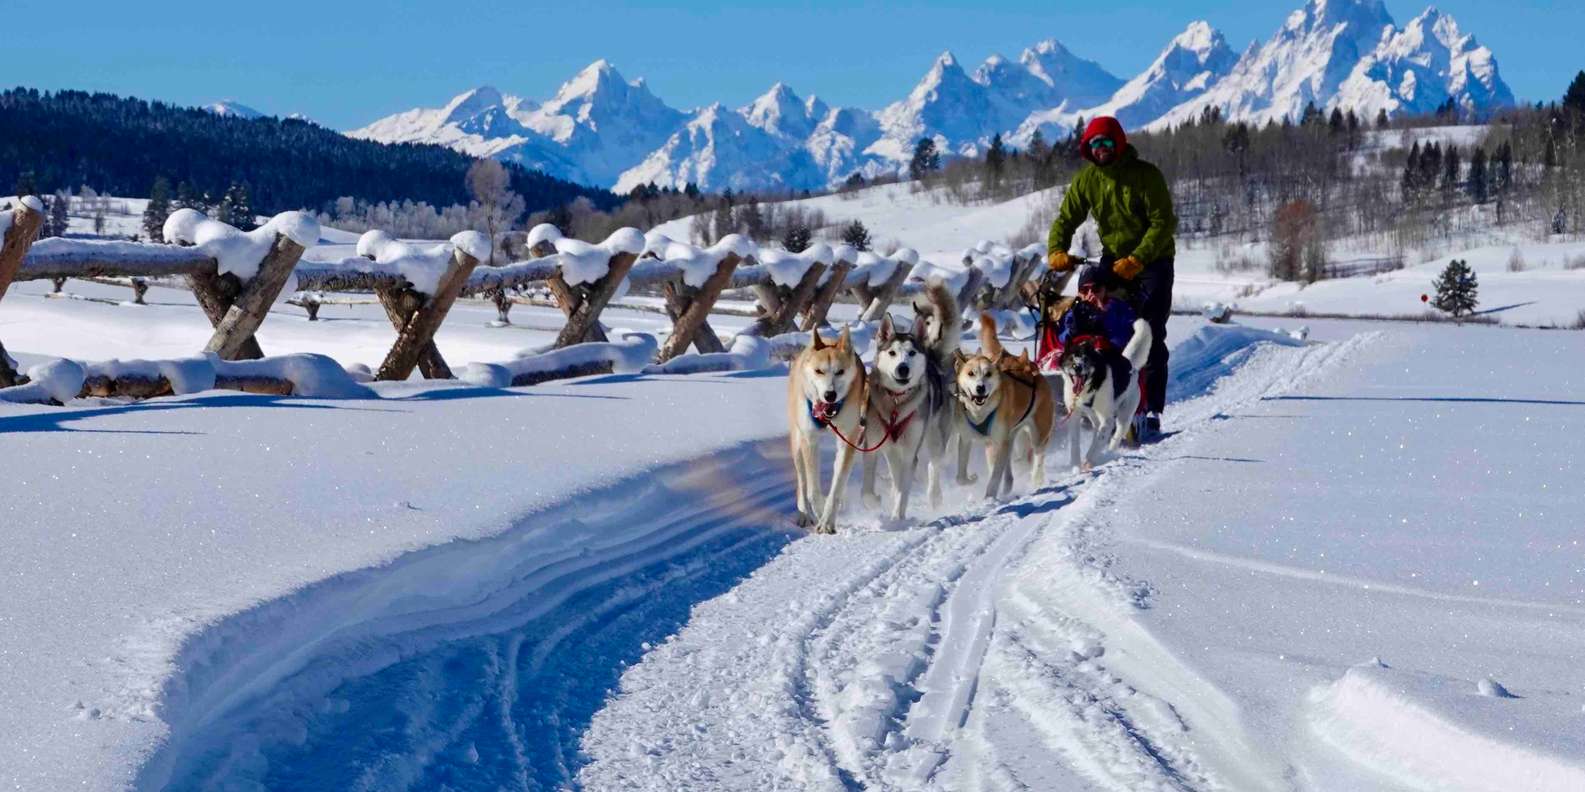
814, 388, 917, 454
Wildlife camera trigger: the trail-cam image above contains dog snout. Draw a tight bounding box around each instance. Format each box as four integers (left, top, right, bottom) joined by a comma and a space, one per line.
823, 389, 838, 403
974, 384, 986, 396
895, 364, 911, 381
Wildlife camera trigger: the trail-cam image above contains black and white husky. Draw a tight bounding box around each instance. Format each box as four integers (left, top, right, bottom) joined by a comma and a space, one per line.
1059, 319, 1152, 471
860, 280, 962, 520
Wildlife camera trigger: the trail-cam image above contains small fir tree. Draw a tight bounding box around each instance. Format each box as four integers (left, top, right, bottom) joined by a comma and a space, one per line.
1467, 147, 1489, 204
782, 224, 812, 253
909, 138, 940, 181
48, 190, 70, 237
986, 133, 1007, 182
840, 219, 871, 252
1431, 259, 1478, 318
143, 176, 172, 241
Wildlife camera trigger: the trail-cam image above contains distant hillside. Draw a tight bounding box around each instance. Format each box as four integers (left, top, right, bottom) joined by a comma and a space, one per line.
0, 88, 616, 215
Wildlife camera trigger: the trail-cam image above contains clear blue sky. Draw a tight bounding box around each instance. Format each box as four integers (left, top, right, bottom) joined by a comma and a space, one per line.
6, 0, 1580, 130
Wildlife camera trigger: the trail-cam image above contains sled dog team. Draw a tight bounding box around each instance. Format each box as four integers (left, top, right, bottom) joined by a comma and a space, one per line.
788, 281, 1152, 533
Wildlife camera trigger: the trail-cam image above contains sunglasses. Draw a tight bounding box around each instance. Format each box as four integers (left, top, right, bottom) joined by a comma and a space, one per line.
1088, 137, 1116, 150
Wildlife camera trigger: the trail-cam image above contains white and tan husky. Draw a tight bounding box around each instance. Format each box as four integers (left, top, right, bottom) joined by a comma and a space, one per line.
860, 281, 961, 520
1058, 319, 1152, 471
954, 314, 1057, 497
786, 325, 865, 533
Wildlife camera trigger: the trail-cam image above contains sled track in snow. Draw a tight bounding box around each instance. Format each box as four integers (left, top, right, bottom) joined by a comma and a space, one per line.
581, 328, 1368, 791
140, 441, 802, 792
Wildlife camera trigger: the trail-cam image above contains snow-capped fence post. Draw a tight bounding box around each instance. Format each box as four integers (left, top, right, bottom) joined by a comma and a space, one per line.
657, 252, 741, 362
801, 257, 855, 331
188, 268, 265, 360
50, 276, 65, 294
552, 251, 637, 349
954, 267, 987, 313
374, 240, 484, 381
372, 286, 450, 377
203, 232, 309, 360
0, 197, 45, 387
130, 278, 148, 305
992, 250, 1041, 309
860, 257, 912, 322
744, 261, 826, 338
0, 197, 45, 304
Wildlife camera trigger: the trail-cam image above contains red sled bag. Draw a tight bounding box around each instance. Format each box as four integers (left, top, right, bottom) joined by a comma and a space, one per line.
1036, 322, 1064, 374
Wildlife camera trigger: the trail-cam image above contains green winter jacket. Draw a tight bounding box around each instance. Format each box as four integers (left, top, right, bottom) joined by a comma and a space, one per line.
1047, 146, 1177, 264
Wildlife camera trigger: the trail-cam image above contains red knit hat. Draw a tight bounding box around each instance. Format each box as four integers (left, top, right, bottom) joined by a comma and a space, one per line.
1079, 116, 1127, 164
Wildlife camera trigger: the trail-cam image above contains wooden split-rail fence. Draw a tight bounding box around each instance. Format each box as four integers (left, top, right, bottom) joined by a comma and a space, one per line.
0, 201, 1046, 403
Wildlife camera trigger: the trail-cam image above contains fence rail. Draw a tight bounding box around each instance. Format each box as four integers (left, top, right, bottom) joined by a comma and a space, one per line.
0, 203, 1048, 405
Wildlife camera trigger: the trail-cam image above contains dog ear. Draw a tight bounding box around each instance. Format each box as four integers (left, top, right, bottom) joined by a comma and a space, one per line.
953, 349, 968, 369
911, 313, 929, 341
878, 314, 894, 342
836, 325, 852, 352
810, 326, 827, 351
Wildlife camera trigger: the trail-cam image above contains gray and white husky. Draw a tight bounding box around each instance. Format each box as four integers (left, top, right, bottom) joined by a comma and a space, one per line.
861, 280, 962, 520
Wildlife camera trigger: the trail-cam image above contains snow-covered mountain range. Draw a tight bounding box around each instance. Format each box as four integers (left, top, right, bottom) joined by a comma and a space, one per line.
348, 0, 1514, 193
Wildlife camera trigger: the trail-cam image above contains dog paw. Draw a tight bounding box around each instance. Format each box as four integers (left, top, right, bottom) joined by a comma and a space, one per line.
956, 474, 979, 485
795, 512, 815, 528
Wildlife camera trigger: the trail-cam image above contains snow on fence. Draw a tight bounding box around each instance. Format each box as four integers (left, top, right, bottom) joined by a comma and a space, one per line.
0, 200, 1051, 405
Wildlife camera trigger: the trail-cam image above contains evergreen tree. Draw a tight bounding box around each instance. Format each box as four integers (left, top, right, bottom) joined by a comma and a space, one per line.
986, 133, 1006, 181
909, 138, 940, 181
1467, 146, 1489, 204
1441, 146, 1460, 197
1420, 142, 1442, 190
1026, 129, 1049, 162
1300, 101, 1324, 126
1496, 140, 1513, 192
1431, 258, 1478, 318
47, 191, 70, 238
1401, 141, 1422, 197
1327, 107, 1345, 135
843, 172, 868, 191
782, 224, 812, 253
1375, 108, 1390, 128
143, 176, 172, 241
1564, 70, 1585, 116
226, 182, 255, 228
840, 219, 870, 252
1543, 136, 1557, 169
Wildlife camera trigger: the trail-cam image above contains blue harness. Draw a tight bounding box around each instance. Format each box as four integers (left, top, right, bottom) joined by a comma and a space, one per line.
964, 407, 998, 436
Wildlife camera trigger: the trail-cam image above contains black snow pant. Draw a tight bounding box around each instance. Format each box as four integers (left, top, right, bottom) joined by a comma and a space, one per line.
1101, 254, 1174, 414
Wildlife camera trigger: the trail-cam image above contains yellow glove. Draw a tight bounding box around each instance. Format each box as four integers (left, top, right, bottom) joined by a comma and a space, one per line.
1047, 251, 1072, 271
1113, 256, 1145, 280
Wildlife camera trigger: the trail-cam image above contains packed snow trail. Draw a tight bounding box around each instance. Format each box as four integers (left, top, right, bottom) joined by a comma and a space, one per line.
579, 326, 1354, 790
140, 442, 799, 791
137, 323, 1356, 791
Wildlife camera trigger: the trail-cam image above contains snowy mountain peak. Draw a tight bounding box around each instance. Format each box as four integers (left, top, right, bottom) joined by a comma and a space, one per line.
206, 100, 262, 120
743, 82, 823, 140
440, 86, 506, 125
350, 0, 1514, 191
1173, 20, 1224, 53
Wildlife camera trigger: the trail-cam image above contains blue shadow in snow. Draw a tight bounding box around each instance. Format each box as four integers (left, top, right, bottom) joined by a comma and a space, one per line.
1265, 395, 1585, 407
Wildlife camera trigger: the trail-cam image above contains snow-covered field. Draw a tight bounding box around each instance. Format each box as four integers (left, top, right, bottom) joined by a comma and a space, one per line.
5, 257, 1585, 791
4, 182, 1585, 790
654, 180, 1585, 328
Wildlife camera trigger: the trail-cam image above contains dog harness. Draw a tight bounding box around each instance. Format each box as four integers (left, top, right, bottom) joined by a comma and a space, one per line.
810, 393, 914, 454
964, 408, 997, 437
